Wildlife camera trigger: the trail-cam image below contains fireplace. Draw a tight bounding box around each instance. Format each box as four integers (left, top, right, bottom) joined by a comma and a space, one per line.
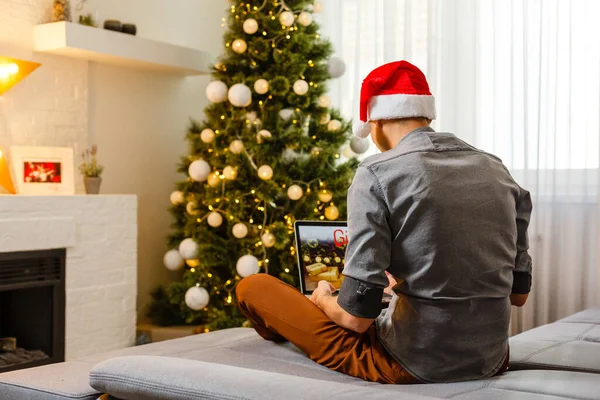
0, 249, 66, 373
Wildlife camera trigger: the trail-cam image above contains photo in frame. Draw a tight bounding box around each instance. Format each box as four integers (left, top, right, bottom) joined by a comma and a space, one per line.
10, 146, 75, 195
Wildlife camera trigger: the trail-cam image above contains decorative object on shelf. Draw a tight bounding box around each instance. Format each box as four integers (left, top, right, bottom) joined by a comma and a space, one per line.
10, 146, 75, 195
0, 146, 16, 195
170, 190, 185, 205
103, 20, 122, 32
328, 56, 346, 79
121, 23, 137, 35
243, 18, 259, 35
0, 56, 41, 96
236, 255, 260, 277
228, 83, 252, 107
287, 184, 303, 200
163, 249, 185, 271
232, 223, 248, 239
78, 13, 96, 27
206, 81, 228, 103
185, 286, 210, 310
297, 11, 313, 27
188, 159, 211, 182
350, 136, 370, 154
52, 0, 71, 22
257, 165, 273, 180
179, 238, 199, 259
79, 144, 104, 195
254, 78, 269, 95
293, 79, 309, 95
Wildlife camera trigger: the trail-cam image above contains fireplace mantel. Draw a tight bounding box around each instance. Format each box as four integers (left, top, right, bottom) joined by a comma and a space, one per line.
0, 195, 137, 360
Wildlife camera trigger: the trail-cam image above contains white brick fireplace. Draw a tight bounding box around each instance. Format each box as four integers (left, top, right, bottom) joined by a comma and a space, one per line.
0, 195, 137, 360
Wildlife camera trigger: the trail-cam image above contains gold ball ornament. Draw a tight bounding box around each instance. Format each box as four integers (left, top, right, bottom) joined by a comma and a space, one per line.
323, 257, 331, 264
243, 18, 259, 34
258, 165, 274, 180
232, 223, 249, 239
318, 95, 332, 108
293, 79, 309, 95
318, 189, 333, 203
303, 255, 310, 262
170, 190, 185, 205
254, 79, 269, 95
207, 172, 221, 187
257, 129, 272, 143
325, 205, 340, 221
186, 201, 200, 215
298, 11, 313, 26
185, 259, 200, 267
328, 119, 342, 131
200, 128, 215, 143
261, 232, 276, 248
229, 140, 244, 154
223, 166, 238, 180
279, 11, 295, 27
315, 256, 322, 263
335, 256, 341, 263
320, 114, 331, 125
232, 39, 248, 54
207, 212, 223, 228
287, 184, 303, 200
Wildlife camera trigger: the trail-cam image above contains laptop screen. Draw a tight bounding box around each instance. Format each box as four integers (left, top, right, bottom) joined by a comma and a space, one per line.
294, 221, 348, 294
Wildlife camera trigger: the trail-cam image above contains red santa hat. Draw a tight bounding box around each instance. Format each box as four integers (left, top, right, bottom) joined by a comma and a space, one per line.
352, 61, 436, 138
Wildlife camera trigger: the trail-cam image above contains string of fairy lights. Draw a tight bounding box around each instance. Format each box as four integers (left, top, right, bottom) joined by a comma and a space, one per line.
164, 0, 369, 316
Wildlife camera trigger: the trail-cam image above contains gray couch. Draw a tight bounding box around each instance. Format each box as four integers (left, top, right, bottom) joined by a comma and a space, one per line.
1, 307, 599, 400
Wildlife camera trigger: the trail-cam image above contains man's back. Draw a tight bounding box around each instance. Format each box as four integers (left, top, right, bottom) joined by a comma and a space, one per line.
342, 127, 532, 383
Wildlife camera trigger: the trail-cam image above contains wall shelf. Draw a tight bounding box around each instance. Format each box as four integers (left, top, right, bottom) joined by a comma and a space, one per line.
33, 22, 213, 75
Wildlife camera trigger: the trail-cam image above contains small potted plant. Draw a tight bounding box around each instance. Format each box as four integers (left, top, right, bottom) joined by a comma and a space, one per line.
79, 145, 104, 194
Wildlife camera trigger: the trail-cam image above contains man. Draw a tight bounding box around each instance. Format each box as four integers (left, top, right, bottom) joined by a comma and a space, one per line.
237, 61, 532, 384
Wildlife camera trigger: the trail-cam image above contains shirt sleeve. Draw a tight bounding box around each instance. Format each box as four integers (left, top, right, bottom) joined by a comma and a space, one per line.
512, 187, 533, 294
337, 165, 391, 319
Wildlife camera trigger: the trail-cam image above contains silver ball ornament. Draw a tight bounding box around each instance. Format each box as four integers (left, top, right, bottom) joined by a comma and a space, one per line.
236, 254, 260, 277
200, 128, 215, 143
228, 83, 252, 107
328, 57, 347, 79
350, 136, 370, 154
185, 286, 210, 310
188, 159, 211, 182
206, 81, 228, 103
163, 249, 185, 271
179, 238, 199, 260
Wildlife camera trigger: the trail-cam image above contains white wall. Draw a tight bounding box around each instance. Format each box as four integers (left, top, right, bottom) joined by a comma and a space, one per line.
0, 0, 226, 321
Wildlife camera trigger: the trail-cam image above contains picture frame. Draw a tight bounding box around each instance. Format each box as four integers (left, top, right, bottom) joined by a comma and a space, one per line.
9, 146, 75, 195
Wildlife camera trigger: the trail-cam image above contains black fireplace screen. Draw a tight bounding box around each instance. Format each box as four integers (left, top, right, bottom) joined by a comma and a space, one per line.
0, 249, 66, 373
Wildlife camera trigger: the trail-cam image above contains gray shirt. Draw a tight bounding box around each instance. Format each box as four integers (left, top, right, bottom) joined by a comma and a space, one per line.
337, 127, 533, 383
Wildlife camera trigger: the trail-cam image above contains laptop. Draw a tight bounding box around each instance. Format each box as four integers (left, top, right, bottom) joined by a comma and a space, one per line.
294, 220, 392, 306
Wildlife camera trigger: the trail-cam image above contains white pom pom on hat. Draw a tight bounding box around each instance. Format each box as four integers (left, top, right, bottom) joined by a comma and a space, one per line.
352, 60, 436, 138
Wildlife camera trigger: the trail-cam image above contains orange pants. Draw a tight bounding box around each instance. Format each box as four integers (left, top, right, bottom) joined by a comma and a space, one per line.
236, 274, 418, 384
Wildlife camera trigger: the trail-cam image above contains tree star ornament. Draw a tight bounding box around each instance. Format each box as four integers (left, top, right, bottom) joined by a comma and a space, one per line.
258, 165, 274, 180
243, 18, 259, 34
236, 254, 260, 277
170, 190, 185, 205
200, 128, 216, 143
185, 286, 210, 311
179, 238, 199, 260
254, 79, 269, 95
228, 83, 252, 107
287, 184, 303, 200
207, 212, 223, 228
223, 166, 238, 180
163, 249, 185, 271
205, 81, 228, 103
279, 11, 295, 27
261, 232, 276, 248
232, 223, 249, 239
297, 11, 313, 27
229, 140, 244, 154
188, 159, 211, 182
350, 136, 370, 154
325, 205, 340, 221
232, 38, 248, 54
293, 79, 309, 95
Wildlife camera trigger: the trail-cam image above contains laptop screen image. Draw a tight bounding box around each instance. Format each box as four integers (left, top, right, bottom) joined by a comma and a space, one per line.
294, 221, 348, 294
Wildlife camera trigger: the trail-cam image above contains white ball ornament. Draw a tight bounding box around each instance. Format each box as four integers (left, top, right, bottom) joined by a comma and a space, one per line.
342, 145, 356, 158
163, 249, 185, 271
328, 57, 347, 79
298, 11, 313, 27
254, 79, 269, 95
293, 79, 309, 95
243, 18, 259, 34
320, 114, 331, 125
236, 254, 260, 277
170, 190, 185, 205
207, 212, 223, 228
328, 119, 342, 131
185, 286, 210, 311
257, 129, 272, 143
280, 11, 295, 27
279, 108, 294, 121
179, 238, 199, 260
350, 136, 370, 154
207, 172, 221, 187
261, 232, 276, 248
188, 159, 211, 182
318, 95, 332, 108
287, 184, 304, 200
318, 189, 333, 203
313, 1, 324, 13
228, 83, 252, 107
232, 39, 248, 54
229, 140, 244, 154
232, 223, 249, 239
200, 128, 216, 143
325, 205, 340, 221
206, 81, 228, 103
223, 166, 238, 180
258, 165, 274, 180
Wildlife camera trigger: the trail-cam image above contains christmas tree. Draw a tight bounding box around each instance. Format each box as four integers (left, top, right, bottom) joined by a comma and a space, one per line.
147, 0, 370, 331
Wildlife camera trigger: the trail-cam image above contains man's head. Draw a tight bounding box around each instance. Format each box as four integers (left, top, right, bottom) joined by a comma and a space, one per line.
353, 61, 436, 149
369, 117, 431, 152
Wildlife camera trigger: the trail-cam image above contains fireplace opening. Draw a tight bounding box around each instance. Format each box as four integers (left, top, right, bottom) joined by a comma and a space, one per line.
0, 249, 65, 373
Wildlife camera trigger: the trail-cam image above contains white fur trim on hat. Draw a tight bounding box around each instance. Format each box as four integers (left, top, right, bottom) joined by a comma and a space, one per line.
352, 120, 371, 138
368, 94, 436, 121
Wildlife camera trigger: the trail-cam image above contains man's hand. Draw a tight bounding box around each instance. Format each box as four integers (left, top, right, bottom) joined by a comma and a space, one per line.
310, 280, 336, 306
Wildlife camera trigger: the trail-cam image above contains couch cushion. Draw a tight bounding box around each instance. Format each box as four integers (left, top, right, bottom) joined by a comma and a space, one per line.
509, 308, 600, 373
90, 355, 600, 400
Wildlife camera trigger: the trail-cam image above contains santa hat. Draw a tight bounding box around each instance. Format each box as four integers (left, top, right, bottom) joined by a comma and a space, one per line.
352, 61, 436, 138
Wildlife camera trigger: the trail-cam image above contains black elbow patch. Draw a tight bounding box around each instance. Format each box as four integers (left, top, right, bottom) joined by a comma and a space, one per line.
337, 276, 383, 319
512, 271, 532, 294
